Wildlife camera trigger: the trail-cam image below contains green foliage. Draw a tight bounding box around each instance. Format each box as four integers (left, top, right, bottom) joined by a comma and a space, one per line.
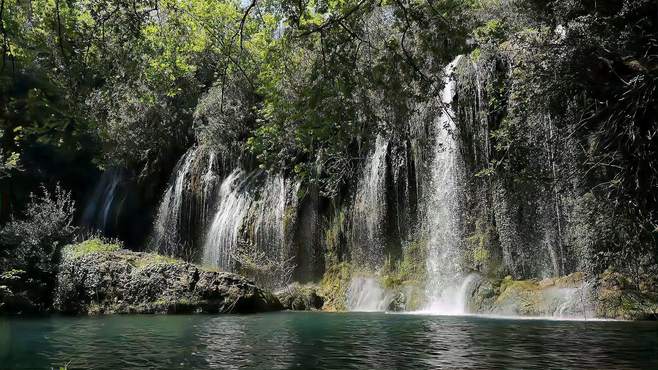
0, 185, 77, 268
64, 238, 121, 258
324, 207, 347, 266
0, 185, 76, 310
473, 247, 490, 264
131, 253, 182, 269
319, 262, 352, 311
472, 19, 506, 45
381, 238, 428, 289
465, 218, 496, 271
0, 149, 20, 178
243, 0, 474, 195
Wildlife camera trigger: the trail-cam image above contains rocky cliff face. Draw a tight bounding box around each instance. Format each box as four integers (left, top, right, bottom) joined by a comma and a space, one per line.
89, 49, 656, 319
452, 51, 657, 284
54, 245, 282, 315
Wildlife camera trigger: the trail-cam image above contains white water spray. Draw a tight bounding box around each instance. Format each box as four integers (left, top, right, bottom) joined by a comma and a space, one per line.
152, 149, 197, 251
350, 135, 389, 268
203, 170, 253, 270
422, 56, 471, 315
202, 170, 296, 279
346, 277, 393, 312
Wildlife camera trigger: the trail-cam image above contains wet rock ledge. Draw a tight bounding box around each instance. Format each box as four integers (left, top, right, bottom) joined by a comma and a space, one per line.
54, 242, 282, 315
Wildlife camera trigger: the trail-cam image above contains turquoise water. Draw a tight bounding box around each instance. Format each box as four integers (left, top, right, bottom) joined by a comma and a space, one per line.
1, 312, 657, 369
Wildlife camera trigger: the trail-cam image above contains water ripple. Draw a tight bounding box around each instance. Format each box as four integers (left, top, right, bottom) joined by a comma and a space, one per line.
1, 312, 657, 369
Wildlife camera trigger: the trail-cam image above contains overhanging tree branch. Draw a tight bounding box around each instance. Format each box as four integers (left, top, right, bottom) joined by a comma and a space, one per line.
296, 0, 370, 38
239, 0, 257, 52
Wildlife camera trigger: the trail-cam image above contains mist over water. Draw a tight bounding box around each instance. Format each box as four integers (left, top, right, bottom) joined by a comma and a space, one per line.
346, 277, 393, 312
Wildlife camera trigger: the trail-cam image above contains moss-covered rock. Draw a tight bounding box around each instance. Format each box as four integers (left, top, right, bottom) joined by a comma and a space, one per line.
594, 269, 658, 320
66, 238, 121, 257
494, 277, 545, 315
276, 283, 325, 311
54, 242, 282, 314
469, 271, 658, 320
318, 262, 352, 311
470, 272, 592, 317
386, 282, 425, 312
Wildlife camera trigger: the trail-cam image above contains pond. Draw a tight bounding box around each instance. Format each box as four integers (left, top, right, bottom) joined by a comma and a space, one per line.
1, 312, 657, 369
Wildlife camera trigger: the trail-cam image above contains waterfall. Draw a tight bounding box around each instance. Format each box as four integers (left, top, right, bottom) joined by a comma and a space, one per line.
82, 169, 124, 234
202, 170, 297, 281
350, 135, 389, 268
151, 147, 219, 256
252, 175, 289, 257
201, 151, 220, 229
346, 276, 392, 312
202, 170, 253, 270
422, 274, 476, 315
422, 56, 470, 315
149, 143, 298, 287
152, 149, 197, 254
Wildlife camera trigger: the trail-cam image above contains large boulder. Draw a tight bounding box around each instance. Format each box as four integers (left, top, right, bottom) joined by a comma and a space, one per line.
54, 246, 282, 314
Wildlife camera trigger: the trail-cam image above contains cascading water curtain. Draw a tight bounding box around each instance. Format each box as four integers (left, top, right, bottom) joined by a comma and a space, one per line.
421, 55, 472, 315
349, 134, 389, 269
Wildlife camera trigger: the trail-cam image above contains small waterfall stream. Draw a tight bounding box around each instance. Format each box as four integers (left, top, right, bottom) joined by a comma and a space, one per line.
202, 170, 297, 285
150, 143, 298, 288
82, 169, 124, 234
202, 169, 253, 270
152, 149, 196, 252
350, 135, 389, 268
151, 147, 219, 256
346, 277, 393, 312
422, 56, 470, 315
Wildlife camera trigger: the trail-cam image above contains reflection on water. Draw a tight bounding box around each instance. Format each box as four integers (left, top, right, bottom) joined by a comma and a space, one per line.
1, 312, 657, 369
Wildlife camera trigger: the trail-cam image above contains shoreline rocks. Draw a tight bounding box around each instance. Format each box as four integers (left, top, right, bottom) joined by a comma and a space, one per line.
276, 283, 325, 311
468, 272, 658, 320
54, 246, 282, 315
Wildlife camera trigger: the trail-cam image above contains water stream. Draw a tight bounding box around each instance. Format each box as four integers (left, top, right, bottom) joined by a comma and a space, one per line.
202, 169, 253, 270
202, 169, 296, 288
349, 135, 389, 269
82, 169, 124, 234
421, 56, 469, 314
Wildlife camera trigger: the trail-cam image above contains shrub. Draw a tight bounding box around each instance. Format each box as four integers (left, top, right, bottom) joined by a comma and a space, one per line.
0, 185, 76, 311
231, 241, 296, 291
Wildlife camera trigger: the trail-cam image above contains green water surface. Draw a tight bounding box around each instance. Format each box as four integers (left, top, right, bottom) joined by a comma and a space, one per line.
1, 312, 657, 369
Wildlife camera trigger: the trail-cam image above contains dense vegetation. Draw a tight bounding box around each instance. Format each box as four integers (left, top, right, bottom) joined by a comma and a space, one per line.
0, 0, 656, 314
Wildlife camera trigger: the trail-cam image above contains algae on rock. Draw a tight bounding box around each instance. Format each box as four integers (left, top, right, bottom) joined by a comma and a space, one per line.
54, 241, 282, 314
